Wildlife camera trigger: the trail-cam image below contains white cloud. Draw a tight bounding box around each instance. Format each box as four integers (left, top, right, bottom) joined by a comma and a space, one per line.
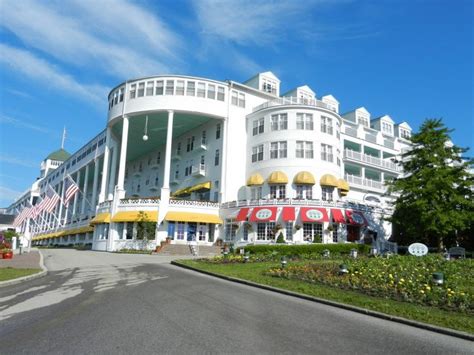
0, 186, 23, 202
0, 114, 50, 134
0, 44, 107, 104
0, 154, 38, 168
0, 0, 182, 79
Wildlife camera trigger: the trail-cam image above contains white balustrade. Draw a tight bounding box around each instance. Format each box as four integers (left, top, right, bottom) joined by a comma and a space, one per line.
344, 149, 400, 172
345, 174, 385, 191
253, 96, 334, 113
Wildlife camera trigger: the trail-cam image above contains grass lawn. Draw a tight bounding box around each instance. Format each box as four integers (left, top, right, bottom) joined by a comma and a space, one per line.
176, 259, 474, 334
0, 268, 42, 282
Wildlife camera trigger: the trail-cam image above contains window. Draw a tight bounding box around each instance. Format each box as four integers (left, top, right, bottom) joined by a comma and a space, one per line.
216, 123, 221, 139
146, 81, 154, 96
321, 186, 334, 201
243, 223, 249, 241
296, 185, 312, 199
262, 78, 277, 94
250, 186, 262, 200
155, 80, 164, 95
332, 224, 339, 243
238, 93, 245, 108
165, 80, 174, 95
175, 164, 179, 179
296, 141, 313, 159
400, 128, 411, 139
186, 136, 195, 152
382, 122, 393, 135
114, 91, 118, 105
257, 222, 275, 241
176, 80, 185, 95
303, 223, 322, 242
119, 88, 124, 102
296, 113, 313, 130
215, 149, 220, 166
126, 222, 134, 240
252, 145, 264, 162
224, 221, 237, 242
201, 130, 206, 145
217, 87, 225, 101
321, 116, 333, 135
186, 81, 195, 96
321, 144, 333, 162
197, 82, 206, 97
176, 222, 185, 240
207, 84, 216, 99
198, 223, 207, 241
270, 185, 286, 199
176, 142, 181, 156
252, 118, 264, 135
270, 141, 287, 159
138, 82, 145, 97
156, 151, 161, 165
271, 114, 287, 131
130, 84, 136, 99
286, 222, 293, 241
231, 91, 238, 106
358, 116, 369, 127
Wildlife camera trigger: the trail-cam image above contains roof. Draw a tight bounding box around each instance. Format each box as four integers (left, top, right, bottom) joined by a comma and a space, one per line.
0, 214, 15, 225
46, 149, 71, 161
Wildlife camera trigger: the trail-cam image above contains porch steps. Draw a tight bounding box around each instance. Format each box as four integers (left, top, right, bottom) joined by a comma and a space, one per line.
157, 244, 221, 257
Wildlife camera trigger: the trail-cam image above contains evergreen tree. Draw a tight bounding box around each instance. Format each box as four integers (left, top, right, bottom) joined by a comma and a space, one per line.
387, 119, 474, 250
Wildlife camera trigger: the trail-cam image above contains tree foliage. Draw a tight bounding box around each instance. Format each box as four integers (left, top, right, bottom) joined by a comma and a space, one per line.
136, 211, 156, 240
387, 119, 474, 250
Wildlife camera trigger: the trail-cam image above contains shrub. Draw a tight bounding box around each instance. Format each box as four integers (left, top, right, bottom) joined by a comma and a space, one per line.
276, 233, 285, 244
313, 235, 322, 243
244, 243, 370, 256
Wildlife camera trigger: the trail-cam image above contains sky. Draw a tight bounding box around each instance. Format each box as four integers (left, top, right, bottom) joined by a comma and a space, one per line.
0, 0, 473, 207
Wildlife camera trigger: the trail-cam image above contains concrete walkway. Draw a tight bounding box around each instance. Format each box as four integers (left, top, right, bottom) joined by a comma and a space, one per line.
0, 249, 42, 269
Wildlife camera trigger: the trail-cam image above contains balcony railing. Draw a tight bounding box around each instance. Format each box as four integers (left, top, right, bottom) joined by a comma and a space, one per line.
191, 163, 206, 177
344, 127, 358, 138
169, 199, 219, 208
97, 201, 112, 213
252, 97, 334, 113
345, 174, 385, 191
344, 149, 400, 172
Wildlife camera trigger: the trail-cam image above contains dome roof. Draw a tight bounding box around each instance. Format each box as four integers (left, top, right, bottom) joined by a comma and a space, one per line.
267, 171, 288, 184
320, 174, 338, 187
46, 149, 71, 162
247, 173, 264, 186
293, 171, 316, 185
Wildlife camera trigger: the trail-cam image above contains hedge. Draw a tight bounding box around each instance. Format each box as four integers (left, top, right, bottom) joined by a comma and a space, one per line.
244, 243, 370, 256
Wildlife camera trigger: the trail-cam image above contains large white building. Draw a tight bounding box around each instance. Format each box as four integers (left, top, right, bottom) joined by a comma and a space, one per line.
7, 71, 412, 251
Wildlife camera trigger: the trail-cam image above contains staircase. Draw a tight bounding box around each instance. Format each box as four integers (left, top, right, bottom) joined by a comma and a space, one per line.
156, 244, 221, 257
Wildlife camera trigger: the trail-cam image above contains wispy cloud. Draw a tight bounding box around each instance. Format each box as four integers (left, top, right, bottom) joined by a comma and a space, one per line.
5, 89, 35, 100
0, 44, 108, 104
0, 186, 23, 202
0, 0, 182, 79
0, 154, 37, 168
0, 114, 50, 134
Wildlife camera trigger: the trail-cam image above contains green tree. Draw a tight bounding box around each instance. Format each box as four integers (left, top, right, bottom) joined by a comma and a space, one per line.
136, 211, 156, 240
387, 119, 474, 250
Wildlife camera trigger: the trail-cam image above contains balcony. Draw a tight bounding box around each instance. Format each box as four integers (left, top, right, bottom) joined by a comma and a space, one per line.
191, 163, 206, 177
149, 184, 160, 192
252, 96, 334, 113
345, 174, 385, 191
172, 153, 182, 161
196, 138, 208, 151
344, 127, 358, 138
343, 149, 400, 172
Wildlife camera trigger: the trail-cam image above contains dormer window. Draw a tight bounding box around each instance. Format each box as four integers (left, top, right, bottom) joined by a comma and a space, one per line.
262, 79, 277, 94
400, 128, 411, 139
358, 116, 369, 127
382, 121, 393, 135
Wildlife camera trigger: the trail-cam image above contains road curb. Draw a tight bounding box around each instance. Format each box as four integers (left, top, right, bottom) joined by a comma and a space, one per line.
0, 249, 48, 288
171, 260, 474, 342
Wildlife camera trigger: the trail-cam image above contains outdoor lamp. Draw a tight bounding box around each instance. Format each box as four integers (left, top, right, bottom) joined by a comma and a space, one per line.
280, 256, 287, 269
143, 115, 149, 141
142, 134, 149, 141
432, 272, 444, 286
350, 249, 358, 259
339, 264, 349, 275
323, 249, 330, 258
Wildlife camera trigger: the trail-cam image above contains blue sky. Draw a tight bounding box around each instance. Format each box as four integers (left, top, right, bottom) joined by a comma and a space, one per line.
0, 0, 473, 207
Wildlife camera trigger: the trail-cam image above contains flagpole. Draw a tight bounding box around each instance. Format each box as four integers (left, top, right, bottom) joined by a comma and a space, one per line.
57, 172, 66, 228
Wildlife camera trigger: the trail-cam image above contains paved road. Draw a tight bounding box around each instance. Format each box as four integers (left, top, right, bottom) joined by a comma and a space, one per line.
0, 250, 472, 354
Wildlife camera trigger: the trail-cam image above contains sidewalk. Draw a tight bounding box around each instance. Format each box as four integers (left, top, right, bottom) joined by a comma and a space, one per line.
0, 249, 42, 269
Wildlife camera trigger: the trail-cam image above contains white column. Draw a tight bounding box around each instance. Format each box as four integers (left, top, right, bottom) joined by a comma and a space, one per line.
81, 164, 90, 214
72, 170, 81, 218
108, 146, 118, 200
157, 110, 174, 227
99, 128, 112, 203
116, 116, 129, 199
91, 157, 100, 214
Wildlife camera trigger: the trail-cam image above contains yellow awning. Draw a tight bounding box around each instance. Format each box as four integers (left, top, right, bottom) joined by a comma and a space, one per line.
165, 212, 223, 224
90, 212, 111, 224
188, 181, 211, 193
293, 171, 316, 185
267, 171, 288, 184
246, 173, 264, 186
320, 174, 339, 187
340, 190, 349, 196
172, 187, 191, 196
111, 210, 158, 222
59, 226, 94, 236
337, 178, 350, 191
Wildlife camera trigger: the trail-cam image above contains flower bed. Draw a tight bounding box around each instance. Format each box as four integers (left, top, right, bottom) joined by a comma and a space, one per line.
266, 255, 473, 313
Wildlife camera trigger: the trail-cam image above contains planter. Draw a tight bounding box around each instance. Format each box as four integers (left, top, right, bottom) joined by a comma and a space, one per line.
2, 251, 13, 259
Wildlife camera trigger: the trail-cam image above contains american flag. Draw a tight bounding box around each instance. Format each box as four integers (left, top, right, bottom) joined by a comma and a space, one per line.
43, 185, 61, 213
13, 206, 30, 227
32, 194, 50, 219
63, 174, 80, 206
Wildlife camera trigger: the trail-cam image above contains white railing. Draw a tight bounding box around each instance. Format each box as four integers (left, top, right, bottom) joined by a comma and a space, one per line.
97, 201, 112, 213
191, 163, 206, 176
344, 149, 400, 171
119, 198, 160, 205
345, 174, 385, 191
252, 97, 334, 113
220, 198, 374, 212
344, 127, 358, 138
169, 199, 219, 208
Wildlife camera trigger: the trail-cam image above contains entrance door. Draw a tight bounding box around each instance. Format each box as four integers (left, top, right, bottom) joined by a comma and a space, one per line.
347, 225, 360, 242
187, 223, 197, 241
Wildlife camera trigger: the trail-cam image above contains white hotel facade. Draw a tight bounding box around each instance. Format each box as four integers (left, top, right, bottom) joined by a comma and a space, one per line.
7, 71, 412, 251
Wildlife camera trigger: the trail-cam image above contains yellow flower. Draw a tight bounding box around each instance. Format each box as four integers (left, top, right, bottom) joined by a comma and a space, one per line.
419, 290, 425, 294
425, 286, 431, 291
